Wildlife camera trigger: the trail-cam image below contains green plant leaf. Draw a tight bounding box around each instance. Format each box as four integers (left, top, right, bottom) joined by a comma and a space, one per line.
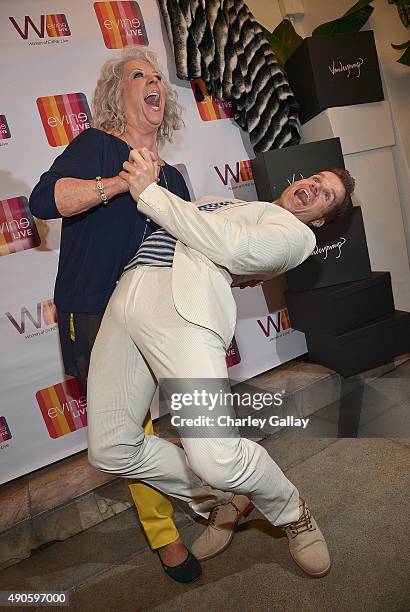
259, 24, 288, 68
391, 40, 410, 50
272, 19, 303, 55
313, 1, 374, 36
259, 19, 303, 68
343, 0, 375, 17
397, 46, 410, 66
391, 40, 410, 65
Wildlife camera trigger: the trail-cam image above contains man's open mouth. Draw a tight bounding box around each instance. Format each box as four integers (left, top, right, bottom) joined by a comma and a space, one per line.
144, 91, 160, 110
293, 188, 311, 207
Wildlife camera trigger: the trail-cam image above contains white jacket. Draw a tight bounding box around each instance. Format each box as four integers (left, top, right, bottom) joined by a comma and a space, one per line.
137, 183, 316, 347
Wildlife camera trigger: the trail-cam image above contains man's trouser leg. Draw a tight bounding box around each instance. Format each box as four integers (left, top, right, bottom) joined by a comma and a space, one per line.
87, 267, 299, 527
86, 276, 232, 517
57, 309, 180, 550
128, 414, 179, 549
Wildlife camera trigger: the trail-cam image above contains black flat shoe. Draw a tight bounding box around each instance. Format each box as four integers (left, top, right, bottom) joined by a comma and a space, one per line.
158, 550, 202, 583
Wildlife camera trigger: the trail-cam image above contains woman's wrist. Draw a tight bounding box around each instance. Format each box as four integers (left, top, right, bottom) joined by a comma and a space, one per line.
104, 175, 129, 198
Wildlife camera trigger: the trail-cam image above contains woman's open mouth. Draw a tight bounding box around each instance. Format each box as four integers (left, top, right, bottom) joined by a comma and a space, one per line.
144, 91, 161, 110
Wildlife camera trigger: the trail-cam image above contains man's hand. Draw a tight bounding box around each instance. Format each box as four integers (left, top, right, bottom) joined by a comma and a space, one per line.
119, 148, 159, 202
231, 278, 263, 289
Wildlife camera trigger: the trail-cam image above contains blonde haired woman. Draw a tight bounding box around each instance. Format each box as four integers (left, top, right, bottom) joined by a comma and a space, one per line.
30, 46, 231, 582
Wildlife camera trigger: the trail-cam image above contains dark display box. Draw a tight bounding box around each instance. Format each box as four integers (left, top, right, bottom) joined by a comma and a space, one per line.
305, 310, 410, 377
286, 206, 372, 291
285, 272, 394, 335
285, 30, 384, 124
251, 138, 344, 203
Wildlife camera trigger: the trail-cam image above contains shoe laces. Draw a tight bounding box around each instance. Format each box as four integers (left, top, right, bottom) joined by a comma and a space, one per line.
209, 497, 239, 527
285, 501, 314, 539
209, 505, 220, 527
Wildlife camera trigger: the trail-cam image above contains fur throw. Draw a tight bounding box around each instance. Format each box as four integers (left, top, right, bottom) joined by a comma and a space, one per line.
158, 0, 301, 152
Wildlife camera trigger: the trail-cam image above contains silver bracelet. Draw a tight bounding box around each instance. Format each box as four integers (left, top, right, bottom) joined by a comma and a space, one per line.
95, 176, 108, 205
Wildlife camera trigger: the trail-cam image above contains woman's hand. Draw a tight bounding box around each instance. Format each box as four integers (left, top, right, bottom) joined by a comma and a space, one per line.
120, 147, 159, 202
54, 175, 129, 217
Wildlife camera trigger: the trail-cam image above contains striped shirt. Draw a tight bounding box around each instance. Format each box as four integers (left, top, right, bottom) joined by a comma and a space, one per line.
123, 201, 233, 273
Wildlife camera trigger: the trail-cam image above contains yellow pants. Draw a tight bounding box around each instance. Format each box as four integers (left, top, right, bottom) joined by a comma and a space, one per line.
127, 414, 180, 549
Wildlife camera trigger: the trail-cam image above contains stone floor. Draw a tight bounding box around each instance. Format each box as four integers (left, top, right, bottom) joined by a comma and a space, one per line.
1, 361, 409, 612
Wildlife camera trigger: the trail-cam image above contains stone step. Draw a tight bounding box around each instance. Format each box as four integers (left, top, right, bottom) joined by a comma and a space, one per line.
1, 354, 408, 570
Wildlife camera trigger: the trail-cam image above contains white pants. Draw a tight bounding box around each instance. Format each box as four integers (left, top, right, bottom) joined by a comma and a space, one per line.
87, 267, 299, 526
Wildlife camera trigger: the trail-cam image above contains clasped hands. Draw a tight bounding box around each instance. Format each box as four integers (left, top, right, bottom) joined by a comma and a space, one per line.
119, 147, 159, 202
120, 148, 262, 290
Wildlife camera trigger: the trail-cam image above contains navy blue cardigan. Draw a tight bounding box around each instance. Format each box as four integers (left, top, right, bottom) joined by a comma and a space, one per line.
29, 128, 190, 313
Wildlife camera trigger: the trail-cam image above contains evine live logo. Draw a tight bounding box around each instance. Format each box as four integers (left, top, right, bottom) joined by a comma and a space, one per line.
0, 115, 11, 146
37, 93, 92, 147
94, 1, 148, 48
36, 379, 87, 439
191, 79, 234, 121
0, 417, 12, 448
0, 197, 40, 257
9, 14, 71, 46
226, 337, 241, 367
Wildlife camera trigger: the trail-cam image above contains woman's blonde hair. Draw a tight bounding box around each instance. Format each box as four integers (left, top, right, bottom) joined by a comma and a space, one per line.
92, 46, 183, 144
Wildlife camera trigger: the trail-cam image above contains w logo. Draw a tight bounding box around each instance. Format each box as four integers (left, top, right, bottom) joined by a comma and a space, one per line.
5, 300, 57, 335
214, 161, 253, 186
257, 309, 291, 338
9, 15, 70, 39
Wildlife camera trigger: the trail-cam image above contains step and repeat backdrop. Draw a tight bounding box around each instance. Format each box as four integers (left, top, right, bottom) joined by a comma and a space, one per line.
0, 0, 307, 484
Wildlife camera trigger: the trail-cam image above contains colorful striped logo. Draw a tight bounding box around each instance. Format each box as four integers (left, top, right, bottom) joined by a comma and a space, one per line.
37, 93, 91, 147
0, 197, 40, 257
42, 299, 58, 325
191, 79, 234, 121
238, 160, 253, 182
280, 308, 291, 330
94, 1, 148, 48
0, 115, 11, 140
0, 417, 12, 443
226, 336, 241, 367
45, 14, 71, 37
36, 379, 88, 439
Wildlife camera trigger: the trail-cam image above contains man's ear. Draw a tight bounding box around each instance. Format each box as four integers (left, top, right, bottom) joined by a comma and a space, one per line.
310, 217, 325, 228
